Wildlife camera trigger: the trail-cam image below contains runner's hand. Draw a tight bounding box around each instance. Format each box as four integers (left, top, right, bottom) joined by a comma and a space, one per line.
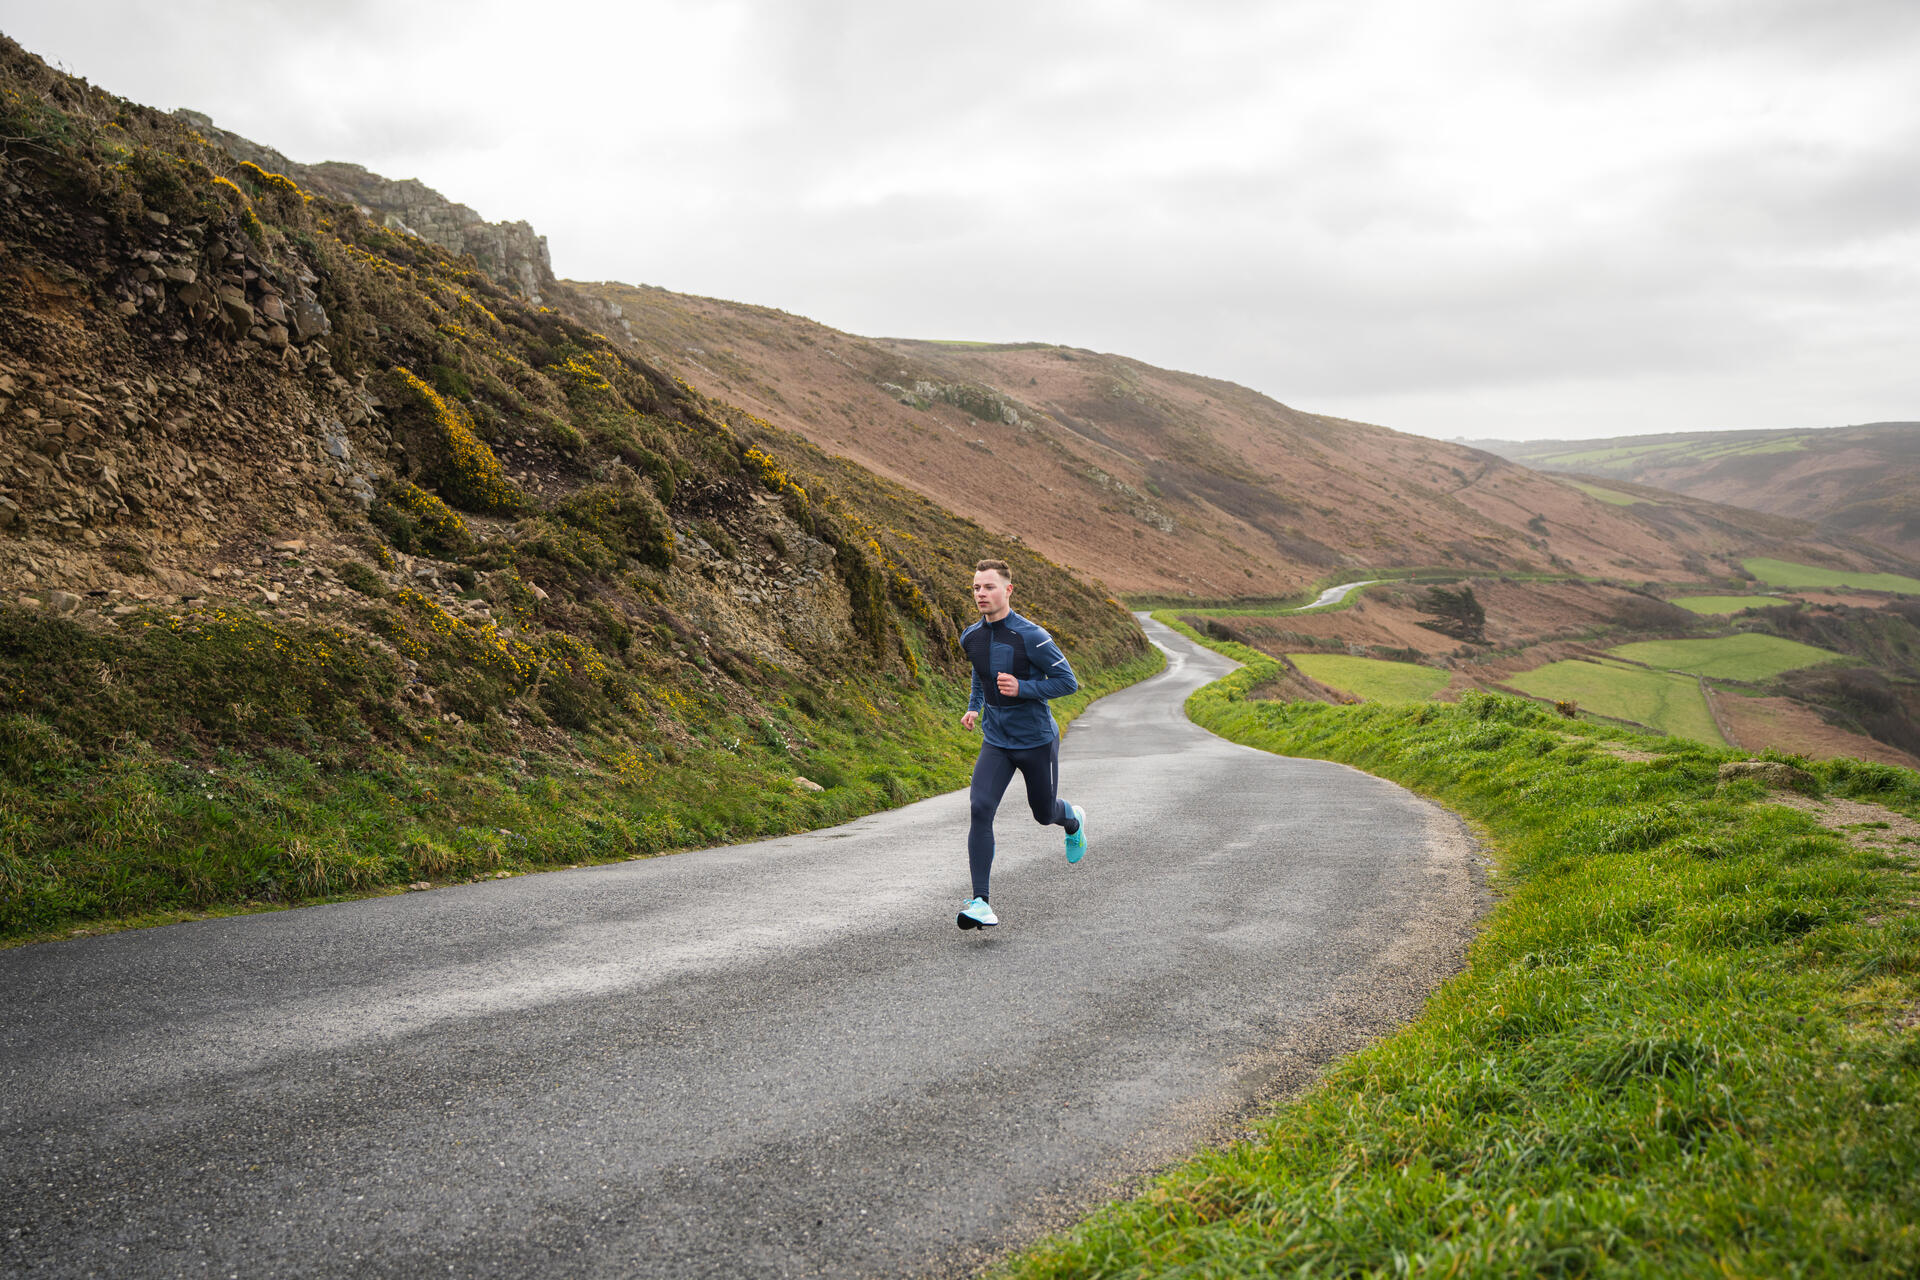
961, 710, 979, 731
996, 672, 1019, 696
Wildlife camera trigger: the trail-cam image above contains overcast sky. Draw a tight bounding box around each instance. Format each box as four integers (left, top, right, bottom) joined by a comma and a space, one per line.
5, 1, 1917, 440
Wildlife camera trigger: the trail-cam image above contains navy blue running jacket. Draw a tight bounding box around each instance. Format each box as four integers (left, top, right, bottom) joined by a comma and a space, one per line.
961, 611, 1079, 749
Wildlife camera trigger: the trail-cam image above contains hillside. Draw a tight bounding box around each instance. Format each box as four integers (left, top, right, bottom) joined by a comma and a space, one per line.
0, 38, 1150, 942
1476, 422, 1920, 561
567, 284, 1909, 599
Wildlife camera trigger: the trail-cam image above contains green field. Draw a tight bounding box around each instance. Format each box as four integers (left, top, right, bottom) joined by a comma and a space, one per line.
1288, 653, 1450, 701
1744, 557, 1920, 595
1609, 633, 1844, 681
1526, 434, 1810, 469
1505, 658, 1724, 742
1564, 479, 1643, 506
1671, 595, 1784, 615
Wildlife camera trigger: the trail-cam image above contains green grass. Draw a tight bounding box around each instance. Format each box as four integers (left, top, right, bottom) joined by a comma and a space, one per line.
1524, 435, 1810, 469
1002, 621, 1920, 1279
0, 641, 1165, 947
1746, 558, 1920, 596
1289, 653, 1450, 701
1564, 479, 1643, 506
1672, 595, 1786, 615
1610, 633, 1847, 682
1506, 658, 1725, 743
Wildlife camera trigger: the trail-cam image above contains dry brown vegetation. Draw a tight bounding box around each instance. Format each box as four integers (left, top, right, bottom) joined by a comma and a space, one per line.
572, 283, 1891, 600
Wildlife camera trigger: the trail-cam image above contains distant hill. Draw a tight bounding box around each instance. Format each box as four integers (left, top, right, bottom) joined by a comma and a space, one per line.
568, 284, 1908, 598
1473, 423, 1920, 561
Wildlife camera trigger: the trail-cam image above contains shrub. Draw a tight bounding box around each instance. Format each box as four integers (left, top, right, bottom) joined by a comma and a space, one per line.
555, 483, 674, 570
371, 481, 471, 557
389, 367, 524, 515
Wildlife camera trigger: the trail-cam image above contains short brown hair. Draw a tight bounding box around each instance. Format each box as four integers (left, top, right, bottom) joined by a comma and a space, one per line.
974, 558, 1011, 580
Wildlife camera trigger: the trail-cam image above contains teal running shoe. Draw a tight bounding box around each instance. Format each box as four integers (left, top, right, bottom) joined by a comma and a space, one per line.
1065, 804, 1087, 864
956, 897, 999, 929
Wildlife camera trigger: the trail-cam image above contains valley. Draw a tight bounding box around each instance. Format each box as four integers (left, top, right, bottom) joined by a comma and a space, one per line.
1479, 421, 1920, 561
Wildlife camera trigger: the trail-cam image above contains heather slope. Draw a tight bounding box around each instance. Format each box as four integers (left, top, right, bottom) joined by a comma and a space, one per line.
571, 283, 1895, 598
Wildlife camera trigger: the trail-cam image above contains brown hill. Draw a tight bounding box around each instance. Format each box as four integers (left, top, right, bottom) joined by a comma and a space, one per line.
1477, 423, 1920, 562
571, 284, 1902, 598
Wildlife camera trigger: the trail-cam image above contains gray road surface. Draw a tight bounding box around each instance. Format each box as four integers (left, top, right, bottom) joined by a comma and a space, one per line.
1294, 579, 1382, 611
0, 616, 1482, 1278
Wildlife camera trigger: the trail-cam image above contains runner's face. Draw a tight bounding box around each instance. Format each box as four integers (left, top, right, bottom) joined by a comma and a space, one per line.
971, 571, 1011, 618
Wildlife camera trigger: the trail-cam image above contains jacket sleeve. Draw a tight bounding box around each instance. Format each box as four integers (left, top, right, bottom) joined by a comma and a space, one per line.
968, 668, 985, 713
1017, 626, 1078, 700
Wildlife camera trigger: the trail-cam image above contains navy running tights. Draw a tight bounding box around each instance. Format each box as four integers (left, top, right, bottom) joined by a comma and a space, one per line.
968, 738, 1077, 900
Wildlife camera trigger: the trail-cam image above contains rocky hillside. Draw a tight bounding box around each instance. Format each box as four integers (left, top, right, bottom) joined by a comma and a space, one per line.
567, 285, 1910, 599
0, 37, 1151, 942
1476, 422, 1920, 562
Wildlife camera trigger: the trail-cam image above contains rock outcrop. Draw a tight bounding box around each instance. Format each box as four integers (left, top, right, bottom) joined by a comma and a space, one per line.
174, 110, 556, 301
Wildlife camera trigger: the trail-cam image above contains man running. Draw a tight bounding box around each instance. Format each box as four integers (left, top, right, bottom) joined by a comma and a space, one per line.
955, 558, 1086, 930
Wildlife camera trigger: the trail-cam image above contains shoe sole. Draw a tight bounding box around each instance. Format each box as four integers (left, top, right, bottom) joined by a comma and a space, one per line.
956, 913, 997, 930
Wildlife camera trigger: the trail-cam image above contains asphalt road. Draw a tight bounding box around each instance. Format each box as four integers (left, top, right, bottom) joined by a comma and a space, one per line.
0, 616, 1482, 1279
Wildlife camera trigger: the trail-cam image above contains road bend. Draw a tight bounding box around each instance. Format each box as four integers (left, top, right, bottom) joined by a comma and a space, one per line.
0, 616, 1482, 1278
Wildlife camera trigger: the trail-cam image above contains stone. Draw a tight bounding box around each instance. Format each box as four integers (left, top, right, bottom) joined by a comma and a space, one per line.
176, 279, 213, 317
412, 564, 438, 581
145, 210, 170, 225
1717, 760, 1819, 796
262, 323, 289, 349
46, 590, 81, 614
288, 292, 331, 343
257, 294, 286, 323
164, 265, 196, 284
271, 538, 308, 553
793, 776, 825, 792
17, 596, 41, 609
216, 285, 252, 329
324, 432, 351, 460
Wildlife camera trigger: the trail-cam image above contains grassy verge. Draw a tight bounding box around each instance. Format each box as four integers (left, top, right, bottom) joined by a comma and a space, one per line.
1003, 620, 1920, 1277
0, 640, 1163, 949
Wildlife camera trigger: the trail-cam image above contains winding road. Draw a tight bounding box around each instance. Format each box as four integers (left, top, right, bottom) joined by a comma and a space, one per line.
0, 617, 1481, 1279
1294, 579, 1382, 611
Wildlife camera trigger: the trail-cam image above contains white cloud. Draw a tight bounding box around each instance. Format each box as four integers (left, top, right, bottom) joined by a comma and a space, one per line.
3, 0, 1915, 440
